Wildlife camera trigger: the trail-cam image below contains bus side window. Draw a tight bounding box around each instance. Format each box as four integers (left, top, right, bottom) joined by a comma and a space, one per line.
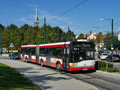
56, 47, 63, 57
31, 48, 35, 55
40, 48, 45, 56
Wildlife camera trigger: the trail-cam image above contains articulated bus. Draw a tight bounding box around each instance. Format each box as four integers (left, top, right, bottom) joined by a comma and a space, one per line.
20, 40, 96, 71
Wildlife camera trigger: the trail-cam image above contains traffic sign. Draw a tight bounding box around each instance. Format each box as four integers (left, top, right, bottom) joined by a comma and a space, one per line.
9, 43, 14, 48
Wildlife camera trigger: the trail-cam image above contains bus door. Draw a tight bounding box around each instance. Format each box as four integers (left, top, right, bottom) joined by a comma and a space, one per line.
46, 48, 51, 66
46, 56, 50, 66
22, 48, 25, 61
28, 48, 32, 62
63, 47, 70, 71
36, 45, 39, 63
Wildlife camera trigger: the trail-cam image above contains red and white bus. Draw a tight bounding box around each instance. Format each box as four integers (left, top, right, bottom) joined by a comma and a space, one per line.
20, 40, 96, 71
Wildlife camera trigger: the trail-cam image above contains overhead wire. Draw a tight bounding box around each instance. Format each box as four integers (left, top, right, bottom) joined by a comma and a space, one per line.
50, 0, 89, 22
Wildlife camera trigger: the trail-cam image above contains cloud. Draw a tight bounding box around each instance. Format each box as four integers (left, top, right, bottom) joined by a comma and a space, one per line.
38, 10, 71, 25
16, 15, 34, 25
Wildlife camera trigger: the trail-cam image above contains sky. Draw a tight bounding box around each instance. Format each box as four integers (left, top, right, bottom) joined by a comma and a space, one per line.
0, 0, 120, 35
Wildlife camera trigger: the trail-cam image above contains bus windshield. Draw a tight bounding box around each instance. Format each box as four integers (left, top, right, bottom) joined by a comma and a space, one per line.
71, 42, 95, 62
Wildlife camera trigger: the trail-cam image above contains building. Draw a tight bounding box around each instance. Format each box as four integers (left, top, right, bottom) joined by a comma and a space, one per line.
87, 32, 97, 40
34, 5, 40, 27
86, 32, 106, 51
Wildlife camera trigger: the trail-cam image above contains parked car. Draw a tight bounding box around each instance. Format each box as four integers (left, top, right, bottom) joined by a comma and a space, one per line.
97, 51, 104, 59
9, 53, 20, 59
106, 54, 120, 62
100, 53, 108, 60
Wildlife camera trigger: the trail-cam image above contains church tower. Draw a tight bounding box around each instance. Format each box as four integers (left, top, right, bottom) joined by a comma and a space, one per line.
34, 5, 40, 27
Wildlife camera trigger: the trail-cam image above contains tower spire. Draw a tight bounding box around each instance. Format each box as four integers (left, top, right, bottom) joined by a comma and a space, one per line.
35, 5, 38, 22
34, 5, 40, 27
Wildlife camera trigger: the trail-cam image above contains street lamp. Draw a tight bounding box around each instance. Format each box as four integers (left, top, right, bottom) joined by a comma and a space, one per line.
100, 18, 114, 55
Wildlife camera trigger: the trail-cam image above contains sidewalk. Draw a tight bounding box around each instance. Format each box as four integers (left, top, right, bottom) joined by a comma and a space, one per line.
0, 59, 99, 90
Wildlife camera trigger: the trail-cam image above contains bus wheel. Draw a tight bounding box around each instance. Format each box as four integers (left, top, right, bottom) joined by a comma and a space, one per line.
56, 63, 61, 71
40, 60, 44, 66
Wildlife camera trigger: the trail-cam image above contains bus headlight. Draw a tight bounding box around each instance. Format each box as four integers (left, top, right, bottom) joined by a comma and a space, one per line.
71, 63, 76, 66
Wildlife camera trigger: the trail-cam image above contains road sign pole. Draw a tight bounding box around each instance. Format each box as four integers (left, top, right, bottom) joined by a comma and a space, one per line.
9, 43, 14, 59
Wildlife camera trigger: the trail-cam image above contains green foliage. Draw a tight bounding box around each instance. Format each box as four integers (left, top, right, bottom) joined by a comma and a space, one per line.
77, 33, 84, 39
104, 33, 120, 51
6, 24, 18, 31
0, 24, 4, 31
98, 61, 119, 72
99, 61, 113, 68
96, 32, 103, 43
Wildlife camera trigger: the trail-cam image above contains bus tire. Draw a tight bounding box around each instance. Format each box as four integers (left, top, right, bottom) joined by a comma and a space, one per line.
56, 62, 61, 71
40, 60, 44, 66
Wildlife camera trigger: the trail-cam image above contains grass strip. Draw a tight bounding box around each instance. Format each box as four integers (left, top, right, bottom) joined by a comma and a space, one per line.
0, 63, 36, 90
98, 61, 119, 72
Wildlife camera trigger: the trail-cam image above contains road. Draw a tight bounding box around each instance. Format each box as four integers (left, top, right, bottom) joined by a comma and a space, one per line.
0, 57, 120, 90
66, 71, 120, 90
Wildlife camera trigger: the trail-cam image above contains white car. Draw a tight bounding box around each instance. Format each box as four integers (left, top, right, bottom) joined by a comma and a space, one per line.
100, 53, 108, 60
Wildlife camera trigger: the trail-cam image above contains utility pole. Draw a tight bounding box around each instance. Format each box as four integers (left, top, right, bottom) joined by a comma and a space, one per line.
68, 27, 71, 41
111, 19, 114, 55
44, 17, 46, 44
0, 28, 2, 55
107, 31, 109, 53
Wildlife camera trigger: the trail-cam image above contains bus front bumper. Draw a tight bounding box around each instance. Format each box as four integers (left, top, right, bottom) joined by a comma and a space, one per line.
69, 66, 95, 71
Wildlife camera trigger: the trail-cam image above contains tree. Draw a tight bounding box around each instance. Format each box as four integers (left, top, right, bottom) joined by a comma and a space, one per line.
1, 24, 77, 50
6, 24, 17, 30
96, 32, 103, 43
52, 26, 64, 42
1, 30, 11, 48
104, 32, 111, 50
0, 24, 4, 31
113, 35, 120, 53
21, 24, 32, 31
77, 33, 84, 39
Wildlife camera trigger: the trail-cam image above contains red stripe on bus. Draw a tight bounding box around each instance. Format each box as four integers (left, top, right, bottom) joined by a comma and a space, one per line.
31, 59, 36, 63
40, 44, 69, 48
21, 44, 69, 48
43, 61, 47, 65
50, 62, 56, 68
69, 66, 95, 71
21, 46, 36, 48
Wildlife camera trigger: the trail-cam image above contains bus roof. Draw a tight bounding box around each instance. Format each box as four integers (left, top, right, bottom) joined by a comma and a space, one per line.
21, 45, 36, 48
38, 42, 70, 48
21, 40, 91, 48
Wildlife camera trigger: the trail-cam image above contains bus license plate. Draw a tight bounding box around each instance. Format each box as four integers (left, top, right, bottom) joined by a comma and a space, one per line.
82, 69, 88, 71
